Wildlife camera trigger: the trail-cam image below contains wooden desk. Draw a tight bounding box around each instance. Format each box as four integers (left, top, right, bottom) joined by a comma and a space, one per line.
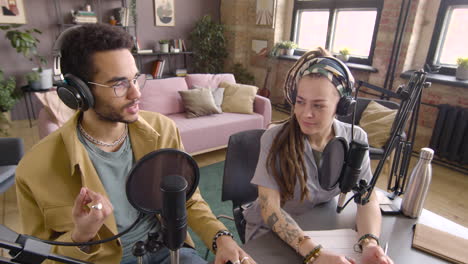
242, 199, 468, 263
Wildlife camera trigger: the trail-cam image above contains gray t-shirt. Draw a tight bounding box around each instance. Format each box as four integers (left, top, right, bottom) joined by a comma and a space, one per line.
243, 119, 372, 241
77, 128, 160, 263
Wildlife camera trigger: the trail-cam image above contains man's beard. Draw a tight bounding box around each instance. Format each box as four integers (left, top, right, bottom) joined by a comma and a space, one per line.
94, 100, 139, 124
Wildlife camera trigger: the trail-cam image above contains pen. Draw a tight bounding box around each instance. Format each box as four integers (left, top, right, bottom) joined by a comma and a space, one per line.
384, 242, 388, 255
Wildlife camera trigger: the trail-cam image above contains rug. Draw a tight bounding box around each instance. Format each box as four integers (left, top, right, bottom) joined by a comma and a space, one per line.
188, 161, 242, 261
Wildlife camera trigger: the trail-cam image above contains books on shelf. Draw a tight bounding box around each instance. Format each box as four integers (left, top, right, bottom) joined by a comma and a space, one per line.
137, 49, 153, 54
175, 69, 187, 77
151, 60, 166, 78
71, 10, 97, 24
170, 39, 187, 52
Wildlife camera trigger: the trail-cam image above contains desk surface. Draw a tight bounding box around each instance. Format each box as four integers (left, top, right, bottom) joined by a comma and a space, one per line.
242, 199, 468, 263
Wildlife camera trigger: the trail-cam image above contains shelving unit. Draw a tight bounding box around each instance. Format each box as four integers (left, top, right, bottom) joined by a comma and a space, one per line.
133, 51, 193, 77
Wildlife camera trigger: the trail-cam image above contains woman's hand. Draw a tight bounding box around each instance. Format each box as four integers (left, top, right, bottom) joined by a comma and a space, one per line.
361, 244, 394, 264
314, 250, 356, 264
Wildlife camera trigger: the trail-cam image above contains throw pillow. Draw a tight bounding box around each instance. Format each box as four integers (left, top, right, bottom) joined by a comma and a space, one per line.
193, 85, 225, 112
219, 82, 258, 114
178, 87, 221, 118
359, 100, 398, 148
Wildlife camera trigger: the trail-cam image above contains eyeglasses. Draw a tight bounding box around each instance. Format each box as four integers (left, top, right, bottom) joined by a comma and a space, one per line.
88, 74, 146, 97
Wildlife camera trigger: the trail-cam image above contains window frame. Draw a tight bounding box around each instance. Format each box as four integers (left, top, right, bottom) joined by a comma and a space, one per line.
291, 0, 383, 65
426, 0, 468, 76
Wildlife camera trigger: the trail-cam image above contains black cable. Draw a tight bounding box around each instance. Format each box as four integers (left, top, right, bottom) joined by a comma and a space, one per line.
34, 213, 144, 247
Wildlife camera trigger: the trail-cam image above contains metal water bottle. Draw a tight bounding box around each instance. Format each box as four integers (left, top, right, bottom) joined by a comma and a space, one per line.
401, 147, 434, 218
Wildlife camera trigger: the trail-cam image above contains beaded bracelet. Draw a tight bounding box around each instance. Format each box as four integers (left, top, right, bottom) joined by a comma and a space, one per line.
303, 244, 322, 264
211, 230, 234, 252
354, 233, 380, 252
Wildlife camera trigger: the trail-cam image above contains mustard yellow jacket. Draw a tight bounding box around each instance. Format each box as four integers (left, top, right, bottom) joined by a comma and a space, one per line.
15, 111, 226, 264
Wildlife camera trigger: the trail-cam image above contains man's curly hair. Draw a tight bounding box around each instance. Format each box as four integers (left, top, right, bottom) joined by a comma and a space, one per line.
60, 24, 134, 82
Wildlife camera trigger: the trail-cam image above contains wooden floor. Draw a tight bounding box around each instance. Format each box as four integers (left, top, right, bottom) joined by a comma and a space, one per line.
1, 110, 467, 249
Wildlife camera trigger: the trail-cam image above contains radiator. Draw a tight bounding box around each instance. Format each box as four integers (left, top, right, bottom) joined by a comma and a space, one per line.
429, 104, 468, 164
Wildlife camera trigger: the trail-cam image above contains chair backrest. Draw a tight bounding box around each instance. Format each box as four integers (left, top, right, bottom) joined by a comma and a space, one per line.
0, 138, 24, 166
338, 97, 400, 125
222, 129, 265, 208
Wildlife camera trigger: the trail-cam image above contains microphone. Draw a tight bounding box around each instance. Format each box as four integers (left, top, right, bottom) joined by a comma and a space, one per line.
161, 175, 188, 251
337, 140, 369, 213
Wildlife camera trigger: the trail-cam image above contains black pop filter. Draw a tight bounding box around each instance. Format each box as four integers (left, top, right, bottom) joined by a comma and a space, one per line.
126, 149, 199, 214
318, 137, 348, 190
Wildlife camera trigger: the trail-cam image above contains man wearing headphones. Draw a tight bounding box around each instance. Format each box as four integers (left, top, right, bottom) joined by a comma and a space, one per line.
242, 48, 393, 264
15, 24, 254, 264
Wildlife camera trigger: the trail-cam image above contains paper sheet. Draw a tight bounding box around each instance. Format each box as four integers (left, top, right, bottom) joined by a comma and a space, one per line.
304, 229, 362, 263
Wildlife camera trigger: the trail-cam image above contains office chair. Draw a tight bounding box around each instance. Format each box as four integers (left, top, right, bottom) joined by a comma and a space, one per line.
221, 129, 265, 244
0, 138, 24, 193
337, 97, 401, 160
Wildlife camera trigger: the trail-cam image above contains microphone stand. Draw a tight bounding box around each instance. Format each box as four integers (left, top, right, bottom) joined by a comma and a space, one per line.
344, 70, 430, 207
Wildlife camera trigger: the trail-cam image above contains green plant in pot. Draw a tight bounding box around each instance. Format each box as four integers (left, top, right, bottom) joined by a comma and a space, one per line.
1, 24, 48, 89
190, 15, 228, 73
159, 39, 170, 53
337, 48, 350, 62
25, 71, 41, 89
280, 41, 298, 56
0, 70, 21, 136
456, 57, 468, 80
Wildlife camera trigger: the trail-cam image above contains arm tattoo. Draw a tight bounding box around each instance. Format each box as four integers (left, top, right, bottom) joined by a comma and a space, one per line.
266, 212, 279, 228
270, 209, 301, 245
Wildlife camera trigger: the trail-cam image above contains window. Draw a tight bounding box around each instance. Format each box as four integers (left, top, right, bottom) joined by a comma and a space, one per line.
426, 0, 468, 76
291, 0, 383, 65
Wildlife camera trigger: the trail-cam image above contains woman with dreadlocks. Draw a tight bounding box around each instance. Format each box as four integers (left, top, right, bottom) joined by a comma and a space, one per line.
243, 48, 393, 264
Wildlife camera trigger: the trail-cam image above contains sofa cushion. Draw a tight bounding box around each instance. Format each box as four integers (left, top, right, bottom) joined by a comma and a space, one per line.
359, 100, 398, 148
185, 74, 236, 91
193, 85, 225, 112
169, 112, 264, 154
220, 82, 258, 114
179, 87, 221, 118
139, 77, 188, 115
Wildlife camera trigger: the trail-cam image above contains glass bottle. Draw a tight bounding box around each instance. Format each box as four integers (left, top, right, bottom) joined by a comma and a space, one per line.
401, 148, 434, 218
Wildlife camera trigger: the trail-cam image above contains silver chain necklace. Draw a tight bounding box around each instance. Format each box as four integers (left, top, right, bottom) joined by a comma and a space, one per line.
78, 122, 128, 147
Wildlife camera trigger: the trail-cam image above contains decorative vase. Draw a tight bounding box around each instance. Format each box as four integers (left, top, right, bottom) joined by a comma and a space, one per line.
337, 54, 349, 62
39, 68, 53, 89
160, 43, 169, 53
456, 66, 468, 80
286, 49, 295, 56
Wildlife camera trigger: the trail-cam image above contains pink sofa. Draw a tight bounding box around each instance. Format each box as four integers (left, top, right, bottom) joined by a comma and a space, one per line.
37, 73, 271, 154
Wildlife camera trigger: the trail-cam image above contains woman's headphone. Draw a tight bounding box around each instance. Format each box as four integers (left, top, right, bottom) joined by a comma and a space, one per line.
289, 56, 356, 117
52, 25, 94, 111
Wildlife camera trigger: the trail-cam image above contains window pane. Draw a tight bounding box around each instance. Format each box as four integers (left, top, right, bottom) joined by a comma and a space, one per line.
437, 7, 468, 65
331, 9, 377, 57
296, 10, 329, 49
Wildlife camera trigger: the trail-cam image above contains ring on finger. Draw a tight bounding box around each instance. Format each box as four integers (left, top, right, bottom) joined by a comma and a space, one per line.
91, 203, 103, 210
345, 256, 353, 262
233, 261, 241, 264
240, 256, 250, 263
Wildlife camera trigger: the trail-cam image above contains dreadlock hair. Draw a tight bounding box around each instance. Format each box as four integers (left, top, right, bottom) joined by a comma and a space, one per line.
267, 47, 332, 205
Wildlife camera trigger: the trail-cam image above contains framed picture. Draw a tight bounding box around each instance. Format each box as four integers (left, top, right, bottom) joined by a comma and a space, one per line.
256, 0, 276, 27
0, 0, 27, 24
154, 0, 175, 27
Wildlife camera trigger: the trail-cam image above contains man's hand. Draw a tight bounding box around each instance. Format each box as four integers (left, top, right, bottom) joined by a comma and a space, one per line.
214, 236, 256, 264
71, 187, 113, 243
361, 242, 394, 264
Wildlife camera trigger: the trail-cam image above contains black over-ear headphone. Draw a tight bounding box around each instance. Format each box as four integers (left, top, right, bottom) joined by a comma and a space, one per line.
53, 25, 94, 111
291, 56, 356, 117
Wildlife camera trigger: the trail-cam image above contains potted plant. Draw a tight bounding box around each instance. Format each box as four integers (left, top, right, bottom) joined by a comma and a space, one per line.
190, 15, 228, 73
337, 48, 350, 62
1, 25, 49, 89
456, 57, 468, 80
25, 71, 41, 90
281, 41, 298, 56
159, 39, 169, 53
0, 70, 21, 136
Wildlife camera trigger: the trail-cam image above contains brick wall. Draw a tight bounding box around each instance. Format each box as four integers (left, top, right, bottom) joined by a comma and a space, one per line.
221, 0, 468, 150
